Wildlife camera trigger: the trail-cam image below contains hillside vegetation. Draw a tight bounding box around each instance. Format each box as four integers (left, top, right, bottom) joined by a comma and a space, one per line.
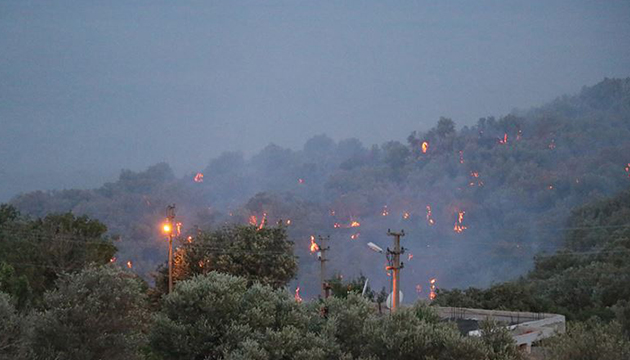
10, 78, 630, 297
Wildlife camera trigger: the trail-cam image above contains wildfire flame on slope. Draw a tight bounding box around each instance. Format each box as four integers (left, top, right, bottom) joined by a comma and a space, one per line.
429, 278, 437, 300
426, 205, 435, 225
499, 133, 508, 144
381, 206, 389, 216
249, 213, 267, 230
310, 235, 319, 252
453, 211, 467, 233
421, 141, 429, 154
294, 287, 303, 303
193, 173, 204, 182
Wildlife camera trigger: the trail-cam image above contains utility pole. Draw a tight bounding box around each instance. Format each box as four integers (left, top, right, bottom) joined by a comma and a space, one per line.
386, 229, 405, 312
166, 204, 176, 294
317, 235, 331, 298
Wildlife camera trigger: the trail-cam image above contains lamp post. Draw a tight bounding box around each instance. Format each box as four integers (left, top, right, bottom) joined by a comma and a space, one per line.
163, 205, 176, 293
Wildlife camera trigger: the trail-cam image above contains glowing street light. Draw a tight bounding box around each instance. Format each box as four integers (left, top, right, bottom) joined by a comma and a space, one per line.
163, 223, 172, 234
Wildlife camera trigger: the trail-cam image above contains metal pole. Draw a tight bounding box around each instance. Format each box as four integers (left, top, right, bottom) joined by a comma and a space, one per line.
318, 235, 330, 298
167, 205, 176, 294
387, 229, 405, 312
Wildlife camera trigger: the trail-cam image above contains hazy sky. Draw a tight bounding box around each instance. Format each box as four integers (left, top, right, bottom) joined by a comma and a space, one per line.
1, 0, 629, 201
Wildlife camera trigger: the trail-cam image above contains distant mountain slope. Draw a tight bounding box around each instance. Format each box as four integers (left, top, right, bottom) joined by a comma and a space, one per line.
11, 78, 630, 298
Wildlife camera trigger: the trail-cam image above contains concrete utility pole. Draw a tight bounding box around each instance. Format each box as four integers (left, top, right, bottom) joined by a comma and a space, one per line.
166, 204, 176, 294
317, 235, 331, 299
386, 229, 405, 312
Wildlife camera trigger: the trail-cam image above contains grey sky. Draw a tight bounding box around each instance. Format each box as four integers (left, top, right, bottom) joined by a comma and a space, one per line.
1, 0, 629, 201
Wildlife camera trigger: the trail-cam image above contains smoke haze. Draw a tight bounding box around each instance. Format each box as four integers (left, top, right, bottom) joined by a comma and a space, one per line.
2, 0, 630, 201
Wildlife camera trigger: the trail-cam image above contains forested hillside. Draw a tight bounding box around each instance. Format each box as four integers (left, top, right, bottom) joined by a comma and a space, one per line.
434, 188, 630, 329
10, 78, 630, 298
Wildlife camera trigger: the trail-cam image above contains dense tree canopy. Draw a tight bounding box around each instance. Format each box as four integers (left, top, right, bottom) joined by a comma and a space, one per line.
153, 224, 298, 299
150, 271, 523, 360
0, 205, 116, 305
25, 265, 149, 360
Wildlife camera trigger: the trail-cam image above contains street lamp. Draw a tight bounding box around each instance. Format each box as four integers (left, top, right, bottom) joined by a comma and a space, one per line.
164, 205, 176, 294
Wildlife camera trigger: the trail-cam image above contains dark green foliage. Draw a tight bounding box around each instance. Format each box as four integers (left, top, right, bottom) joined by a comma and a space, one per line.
150, 272, 523, 360
433, 281, 552, 313
540, 319, 630, 360
153, 224, 297, 299
0, 206, 116, 304
26, 265, 149, 360
150, 272, 334, 360
436, 188, 630, 325
327, 273, 373, 300
0, 262, 31, 310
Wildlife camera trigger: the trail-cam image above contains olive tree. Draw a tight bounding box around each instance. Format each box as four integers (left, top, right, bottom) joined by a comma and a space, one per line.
25, 265, 149, 360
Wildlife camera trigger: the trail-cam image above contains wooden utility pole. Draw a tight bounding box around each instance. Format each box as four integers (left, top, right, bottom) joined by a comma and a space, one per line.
386, 229, 405, 312
166, 204, 176, 294
317, 235, 331, 298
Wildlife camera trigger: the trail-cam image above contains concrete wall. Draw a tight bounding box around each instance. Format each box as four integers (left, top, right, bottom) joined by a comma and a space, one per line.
434, 306, 566, 353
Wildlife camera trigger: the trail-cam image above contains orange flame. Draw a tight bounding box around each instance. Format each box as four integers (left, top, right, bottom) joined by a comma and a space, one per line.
310, 235, 319, 252
176, 222, 182, 236
499, 133, 508, 144
249, 213, 267, 230
625, 163, 630, 177
193, 172, 204, 183
110, 257, 116, 263
381, 206, 389, 217
408, 253, 413, 261
421, 141, 429, 153
403, 212, 410, 220
469, 171, 483, 187
350, 232, 360, 240
198, 260, 204, 268
298, 178, 305, 184
126, 260, 133, 269
294, 287, 303, 303
286, 219, 291, 225
334, 219, 361, 228
186, 236, 193, 243
453, 211, 467, 233
426, 205, 435, 225
429, 278, 437, 300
